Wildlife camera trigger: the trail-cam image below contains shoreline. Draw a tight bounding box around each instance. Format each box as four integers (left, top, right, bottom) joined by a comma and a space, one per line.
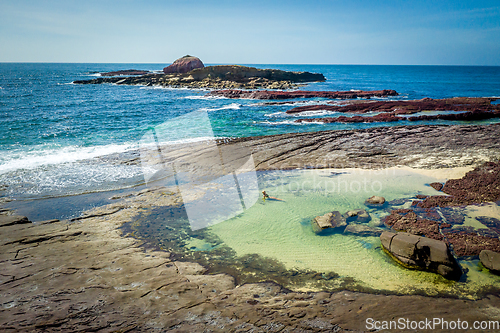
2, 124, 500, 331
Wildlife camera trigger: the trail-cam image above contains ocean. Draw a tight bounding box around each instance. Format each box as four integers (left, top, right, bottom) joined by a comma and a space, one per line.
1, 63, 500, 208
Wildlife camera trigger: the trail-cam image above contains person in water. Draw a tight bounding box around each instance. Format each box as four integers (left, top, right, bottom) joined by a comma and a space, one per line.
262, 190, 283, 201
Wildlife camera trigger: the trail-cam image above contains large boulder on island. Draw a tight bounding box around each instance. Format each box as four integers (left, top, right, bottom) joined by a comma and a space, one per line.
380, 231, 462, 280
312, 211, 347, 235
163, 55, 205, 74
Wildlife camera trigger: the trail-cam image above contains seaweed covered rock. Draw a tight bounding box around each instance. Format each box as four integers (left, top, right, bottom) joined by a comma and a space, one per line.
163, 55, 205, 74
380, 231, 462, 280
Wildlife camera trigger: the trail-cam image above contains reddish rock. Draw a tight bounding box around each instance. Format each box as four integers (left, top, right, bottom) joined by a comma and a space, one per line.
296, 113, 400, 124
476, 216, 500, 234
100, 69, 150, 76
419, 162, 500, 208
163, 55, 205, 74
207, 89, 397, 100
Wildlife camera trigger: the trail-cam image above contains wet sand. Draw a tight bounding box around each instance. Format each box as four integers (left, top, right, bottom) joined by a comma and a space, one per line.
2, 124, 500, 332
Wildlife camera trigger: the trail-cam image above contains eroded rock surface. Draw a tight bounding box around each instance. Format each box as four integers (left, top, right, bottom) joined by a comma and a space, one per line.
480, 250, 500, 274
74, 65, 325, 90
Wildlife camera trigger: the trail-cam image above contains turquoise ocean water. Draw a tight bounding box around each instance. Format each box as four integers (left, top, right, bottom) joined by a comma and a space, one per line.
1, 63, 500, 204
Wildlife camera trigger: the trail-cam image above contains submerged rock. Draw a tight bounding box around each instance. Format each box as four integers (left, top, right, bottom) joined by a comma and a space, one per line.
344, 224, 382, 237
312, 211, 347, 234
479, 250, 500, 274
163, 55, 205, 74
380, 231, 462, 280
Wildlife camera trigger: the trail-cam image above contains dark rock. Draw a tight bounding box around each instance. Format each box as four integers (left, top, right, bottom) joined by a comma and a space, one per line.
100, 69, 150, 76
288, 97, 500, 114
479, 250, 500, 274
416, 194, 428, 199
312, 211, 347, 234
344, 209, 371, 223
430, 182, 444, 191
75, 65, 324, 90
163, 55, 205, 74
209, 89, 395, 100
380, 231, 462, 280
0, 215, 31, 228
344, 224, 382, 237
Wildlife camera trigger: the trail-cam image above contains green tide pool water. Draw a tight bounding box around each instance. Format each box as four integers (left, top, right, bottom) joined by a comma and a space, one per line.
129, 168, 500, 299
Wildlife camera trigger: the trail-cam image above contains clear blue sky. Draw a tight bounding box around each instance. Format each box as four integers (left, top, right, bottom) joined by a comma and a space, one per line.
1, 0, 499, 65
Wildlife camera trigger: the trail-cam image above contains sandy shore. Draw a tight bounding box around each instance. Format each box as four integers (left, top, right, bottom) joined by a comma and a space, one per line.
2, 124, 500, 332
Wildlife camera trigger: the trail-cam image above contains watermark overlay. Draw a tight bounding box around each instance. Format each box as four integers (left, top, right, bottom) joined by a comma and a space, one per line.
366, 317, 500, 331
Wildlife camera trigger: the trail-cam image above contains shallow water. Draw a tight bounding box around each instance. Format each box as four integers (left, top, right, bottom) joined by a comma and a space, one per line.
128, 168, 500, 299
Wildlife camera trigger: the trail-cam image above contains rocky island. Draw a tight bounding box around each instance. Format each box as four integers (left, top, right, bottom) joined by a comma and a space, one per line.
74, 55, 326, 89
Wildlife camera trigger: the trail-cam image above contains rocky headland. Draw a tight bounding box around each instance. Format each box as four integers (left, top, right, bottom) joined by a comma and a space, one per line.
100, 69, 151, 76
74, 55, 325, 90
2, 123, 500, 331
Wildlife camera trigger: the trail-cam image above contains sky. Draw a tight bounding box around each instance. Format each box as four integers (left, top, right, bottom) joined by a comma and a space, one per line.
1, 0, 499, 65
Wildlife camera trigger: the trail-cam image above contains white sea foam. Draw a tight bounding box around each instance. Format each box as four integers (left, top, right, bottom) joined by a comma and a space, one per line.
264, 110, 342, 118
0, 161, 145, 199
0, 143, 137, 174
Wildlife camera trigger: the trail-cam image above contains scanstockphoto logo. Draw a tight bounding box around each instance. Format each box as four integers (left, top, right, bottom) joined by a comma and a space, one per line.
139, 110, 259, 231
